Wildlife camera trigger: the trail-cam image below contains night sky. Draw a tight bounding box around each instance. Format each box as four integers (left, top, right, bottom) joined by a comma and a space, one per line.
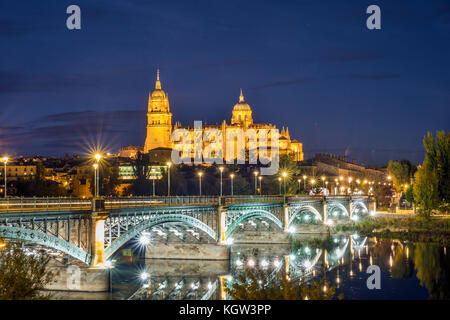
0, 0, 449, 165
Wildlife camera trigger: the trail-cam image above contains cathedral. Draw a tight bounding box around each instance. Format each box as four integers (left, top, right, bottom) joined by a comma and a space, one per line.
144, 71, 304, 162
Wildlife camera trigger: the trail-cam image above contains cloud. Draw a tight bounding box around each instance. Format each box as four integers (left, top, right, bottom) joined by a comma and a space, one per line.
1, 109, 147, 155
324, 52, 383, 63
249, 77, 314, 90
0, 70, 102, 94
347, 73, 400, 80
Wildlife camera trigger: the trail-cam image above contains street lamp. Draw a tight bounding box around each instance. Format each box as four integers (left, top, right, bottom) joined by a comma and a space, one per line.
253, 171, 259, 195
321, 176, 326, 188
258, 176, 262, 195
310, 179, 316, 193
2, 157, 8, 198
93, 163, 99, 198
198, 172, 203, 196
219, 167, 224, 196
303, 175, 307, 190
278, 177, 282, 195
93, 153, 102, 197
282, 171, 287, 195
297, 179, 301, 194
230, 173, 234, 196
166, 162, 172, 197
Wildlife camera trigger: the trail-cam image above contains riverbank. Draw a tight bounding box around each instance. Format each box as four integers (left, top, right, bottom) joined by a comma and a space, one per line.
332, 216, 450, 245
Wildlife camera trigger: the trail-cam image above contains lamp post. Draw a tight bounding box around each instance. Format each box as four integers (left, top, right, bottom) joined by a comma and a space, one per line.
310, 179, 316, 193
152, 178, 155, 196
2, 157, 8, 199
282, 171, 287, 195
198, 172, 203, 196
302, 175, 307, 190
278, 177, 282, 195
230, 173, 234, 196
253, 171, 258, 195
297, 179, 301, 194
258, 176, 262, 195
166, 162, 172, 197
321, 176, 326, 188
94, 153, 101, 197
219, 167, 224, 196
93, 163, 98, 198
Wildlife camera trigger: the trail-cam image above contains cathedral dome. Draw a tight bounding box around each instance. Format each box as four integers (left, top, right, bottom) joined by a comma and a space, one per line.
231, 89, 253, 126
232, 89, 251, 111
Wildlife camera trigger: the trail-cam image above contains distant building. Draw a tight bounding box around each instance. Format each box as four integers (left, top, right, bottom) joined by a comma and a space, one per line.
299, 153, 385, 179
143, 71, 304, 162
0, 164, 36, 181
119, 146, 144, 159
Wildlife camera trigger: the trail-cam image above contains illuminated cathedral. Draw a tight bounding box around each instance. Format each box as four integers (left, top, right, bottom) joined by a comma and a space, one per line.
144, 71, 304, 162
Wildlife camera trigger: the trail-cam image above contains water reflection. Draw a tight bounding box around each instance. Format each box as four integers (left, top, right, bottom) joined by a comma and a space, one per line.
105, 235, 449, 300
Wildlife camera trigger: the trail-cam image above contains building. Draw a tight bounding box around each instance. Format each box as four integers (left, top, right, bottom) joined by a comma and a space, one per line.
299, 153, 385, 180
0, 164, 36, 181
118, 146, 144, 159
143, 71, 304, 162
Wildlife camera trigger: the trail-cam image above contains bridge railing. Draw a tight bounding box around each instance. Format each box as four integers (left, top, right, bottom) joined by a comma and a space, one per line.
0, 195, 373, 213
104, 196, 220, 209
222, 195, 284, 205
0, 197, 92, 213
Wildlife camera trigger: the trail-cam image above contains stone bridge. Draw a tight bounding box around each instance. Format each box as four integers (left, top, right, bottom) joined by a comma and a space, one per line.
0, 195, 374, 266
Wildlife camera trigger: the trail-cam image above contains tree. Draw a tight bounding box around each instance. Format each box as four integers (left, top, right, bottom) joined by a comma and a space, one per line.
372, 183, 394, 210
15, 163, 67, 197
422, 131, 450, 204
126, 152, 152, 196
100, 165, 120, 196
264, 154, 301, 195
226, 267, 340, 300
0, 242, 55, 300
387, 159, 416, 194
413, 163, 439, 218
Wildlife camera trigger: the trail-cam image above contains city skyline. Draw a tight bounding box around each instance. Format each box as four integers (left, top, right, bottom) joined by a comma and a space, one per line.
1, 0, 449, 165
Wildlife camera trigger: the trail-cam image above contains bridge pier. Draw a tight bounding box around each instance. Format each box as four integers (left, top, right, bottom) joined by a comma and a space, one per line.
349, 199, 353, 220
283, 203, 289, 232
218, 205, 227, 244
90, 198, 108, 267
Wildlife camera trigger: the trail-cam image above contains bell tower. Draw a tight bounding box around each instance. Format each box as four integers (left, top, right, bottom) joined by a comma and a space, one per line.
144, 70, 173, 152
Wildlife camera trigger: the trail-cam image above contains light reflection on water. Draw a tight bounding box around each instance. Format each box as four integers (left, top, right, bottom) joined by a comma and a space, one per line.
105, 235, 449, 300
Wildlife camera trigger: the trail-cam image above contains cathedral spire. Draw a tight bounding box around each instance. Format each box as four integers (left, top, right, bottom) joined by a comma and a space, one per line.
155, 69, 161, 90
239, 88, 245, 103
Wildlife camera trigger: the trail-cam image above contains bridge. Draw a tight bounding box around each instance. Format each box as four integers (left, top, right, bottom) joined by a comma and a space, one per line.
0, 195, 374, 266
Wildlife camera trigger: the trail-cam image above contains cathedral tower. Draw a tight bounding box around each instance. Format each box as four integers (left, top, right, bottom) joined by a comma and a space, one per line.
144, 70, 172, 152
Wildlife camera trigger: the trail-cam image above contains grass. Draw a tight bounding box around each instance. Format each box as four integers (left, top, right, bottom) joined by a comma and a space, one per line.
332, 216, 450, 245
333, 217, 450, 245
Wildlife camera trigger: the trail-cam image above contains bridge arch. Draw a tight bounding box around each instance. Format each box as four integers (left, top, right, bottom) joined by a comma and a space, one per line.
0, 226, 91, 264
288, 205, 323, 227
351, 201, 369, 217
104, 214, 217, 261
225, 209, 283, 238
327, 203, 349, 218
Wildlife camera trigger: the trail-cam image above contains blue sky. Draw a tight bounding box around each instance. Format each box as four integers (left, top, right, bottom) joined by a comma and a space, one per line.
0, 0, 449, 165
